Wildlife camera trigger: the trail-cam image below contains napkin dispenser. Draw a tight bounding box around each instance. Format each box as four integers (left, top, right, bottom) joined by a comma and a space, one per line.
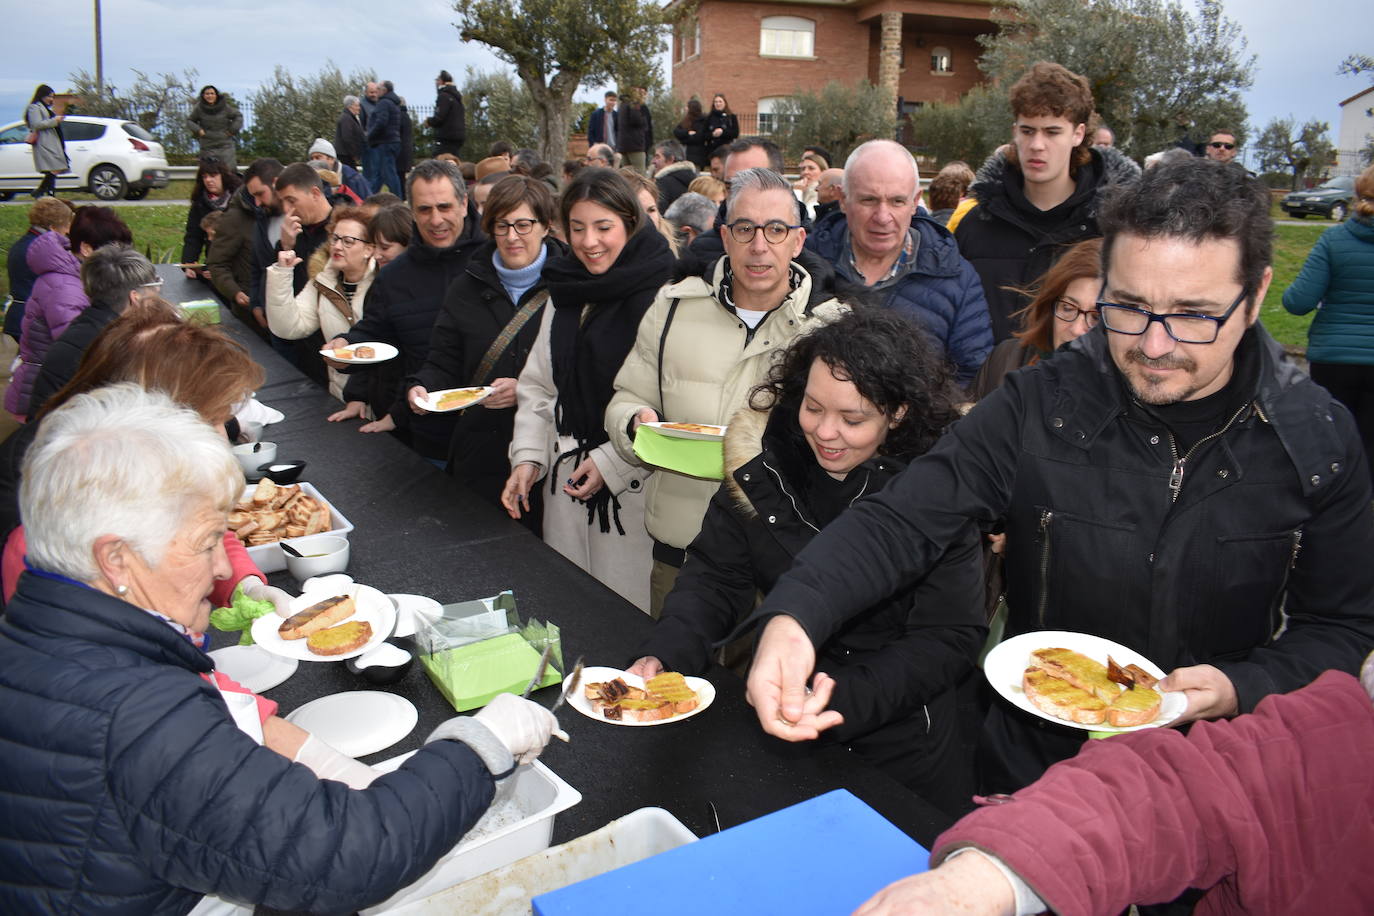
413, 590, 563, 711
531, 790, 929, 915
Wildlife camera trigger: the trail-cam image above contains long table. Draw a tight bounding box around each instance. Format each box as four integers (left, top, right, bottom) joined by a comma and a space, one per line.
165, 266, 957, 850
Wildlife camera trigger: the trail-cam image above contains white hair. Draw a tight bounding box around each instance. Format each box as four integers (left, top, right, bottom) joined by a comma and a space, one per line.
21, 384, 243, 582
842, 140, 921, 203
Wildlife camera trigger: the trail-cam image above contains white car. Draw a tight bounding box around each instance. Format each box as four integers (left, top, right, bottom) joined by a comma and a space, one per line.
0, 116, 171, 201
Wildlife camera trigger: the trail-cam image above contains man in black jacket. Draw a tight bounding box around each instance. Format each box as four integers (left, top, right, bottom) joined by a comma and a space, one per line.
744, 158, 1374, 799
955, 61, 1140, 342
427, 70, 466, 158
326, 159, 482, 463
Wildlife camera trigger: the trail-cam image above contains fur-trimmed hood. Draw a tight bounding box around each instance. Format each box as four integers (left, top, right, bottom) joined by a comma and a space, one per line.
655, 159, 697, 180
970, 143, 1141, 203
722, 405, 771, 518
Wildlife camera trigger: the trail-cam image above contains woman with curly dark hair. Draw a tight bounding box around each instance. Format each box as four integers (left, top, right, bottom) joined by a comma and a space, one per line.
181, 158, 243, 274
628, 308, 987, 811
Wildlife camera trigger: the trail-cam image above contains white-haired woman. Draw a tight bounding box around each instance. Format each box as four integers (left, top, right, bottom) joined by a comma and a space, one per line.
0, 384, 557, 913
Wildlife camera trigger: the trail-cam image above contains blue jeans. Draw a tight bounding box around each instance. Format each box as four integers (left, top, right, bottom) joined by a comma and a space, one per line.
370, 142, 402, 198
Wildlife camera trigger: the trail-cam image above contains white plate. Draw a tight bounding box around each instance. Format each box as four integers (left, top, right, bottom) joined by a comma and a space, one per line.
250, 584, 396, 662
416, 386, 495, 412
642, 421, 727, 441
285, 691, 418, 757
208, 644, 299, 693
984, 630, 1187, 733
389, 593, 443, 638
318, 341, 398, 364
567, 665, 715, 727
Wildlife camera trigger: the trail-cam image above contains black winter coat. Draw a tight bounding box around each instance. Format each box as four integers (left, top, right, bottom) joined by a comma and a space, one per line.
638, 406, 985, 799
619, 104, 649, 154
702, 111, 738, 157
335, 107, 365, 164
673, 117, 709, 169
954, 146, 1140, 342
0, 572, 497, 914
344, 234, 483, 458
757, 324, 1374, 791
409, 238, 564, 504
180, 188, 234, 264
366, 92, 403, 146
430, 85, 466, 144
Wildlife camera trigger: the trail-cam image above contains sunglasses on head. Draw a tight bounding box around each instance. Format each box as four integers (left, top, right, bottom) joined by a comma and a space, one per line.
1209, 141, 1235, 150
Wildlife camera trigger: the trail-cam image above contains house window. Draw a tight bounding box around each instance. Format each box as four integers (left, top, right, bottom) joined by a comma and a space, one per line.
760, 16, 815, 58
757, 96, 789, 135
931, 46, 952, 73
692, 18, 701, 57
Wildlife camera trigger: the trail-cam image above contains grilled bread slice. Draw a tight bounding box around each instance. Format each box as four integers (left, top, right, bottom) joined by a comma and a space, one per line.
1031, 647, 1121, 703
278, 594, 355, 640
1107, 683, 1163, 727
1022, 666, 1108, 725
306, 620, 372, 656
646, 672, 700, 715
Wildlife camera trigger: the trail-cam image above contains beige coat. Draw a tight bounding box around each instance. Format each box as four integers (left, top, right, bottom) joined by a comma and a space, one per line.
510, 306, 654, 612
265, 247, 377, 401
604, 258, 846, 550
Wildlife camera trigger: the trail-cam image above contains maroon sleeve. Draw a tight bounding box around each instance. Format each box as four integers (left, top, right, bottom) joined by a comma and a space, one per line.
211, 529, 265, 608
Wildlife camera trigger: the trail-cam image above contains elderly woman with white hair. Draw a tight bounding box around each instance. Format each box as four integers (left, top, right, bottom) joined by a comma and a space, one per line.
0, 384, 557, 913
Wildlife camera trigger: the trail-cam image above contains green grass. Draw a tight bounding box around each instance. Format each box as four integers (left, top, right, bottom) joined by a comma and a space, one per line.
0, 205, 188, 299
1259, 223, 1330, 354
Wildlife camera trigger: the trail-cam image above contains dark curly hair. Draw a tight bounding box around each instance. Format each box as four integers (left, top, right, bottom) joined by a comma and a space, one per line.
749, 307, 962, 459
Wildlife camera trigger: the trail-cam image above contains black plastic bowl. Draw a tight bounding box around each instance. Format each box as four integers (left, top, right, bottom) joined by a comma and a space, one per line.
256, 460, 307, 484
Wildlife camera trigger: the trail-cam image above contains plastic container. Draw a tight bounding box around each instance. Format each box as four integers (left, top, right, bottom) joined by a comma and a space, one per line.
387, 808, 697, 915
358, 754, 583, 913
240, 481, 354, 573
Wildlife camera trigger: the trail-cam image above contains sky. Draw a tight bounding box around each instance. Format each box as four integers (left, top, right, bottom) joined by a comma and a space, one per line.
0, 0, 1368, 169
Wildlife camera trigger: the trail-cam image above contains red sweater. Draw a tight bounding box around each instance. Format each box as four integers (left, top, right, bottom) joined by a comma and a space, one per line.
934, 670, 1374, 915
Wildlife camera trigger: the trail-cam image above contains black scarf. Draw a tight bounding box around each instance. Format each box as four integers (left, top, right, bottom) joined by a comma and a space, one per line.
541, 226, 674, 529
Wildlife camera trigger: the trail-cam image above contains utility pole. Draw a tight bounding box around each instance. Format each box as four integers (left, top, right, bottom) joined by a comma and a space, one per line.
94, 0, 104, 93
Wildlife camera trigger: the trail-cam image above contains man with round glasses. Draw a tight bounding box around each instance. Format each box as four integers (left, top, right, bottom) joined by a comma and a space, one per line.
740, 157, 1374, 801
606, 167, 847, 613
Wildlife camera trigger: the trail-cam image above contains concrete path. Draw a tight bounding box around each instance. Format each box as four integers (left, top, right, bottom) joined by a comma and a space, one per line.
0, 198, 190, 207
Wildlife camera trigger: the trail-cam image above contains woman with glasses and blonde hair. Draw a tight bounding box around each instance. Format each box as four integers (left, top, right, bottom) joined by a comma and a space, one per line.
407, 175, 566, 519
265, 205, 376, 402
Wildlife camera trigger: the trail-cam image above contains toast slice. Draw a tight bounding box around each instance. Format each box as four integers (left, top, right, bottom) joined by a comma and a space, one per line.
1023, 666, 1108, 725
1031, 648, 1121, 703
307, 620, 372, 655
1107, 683, 1163, 727
278, 594, 356, 640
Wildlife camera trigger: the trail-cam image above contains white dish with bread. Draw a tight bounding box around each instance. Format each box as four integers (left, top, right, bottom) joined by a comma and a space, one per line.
984, 630, 1187, 733
416, 386, 496, 413
318, 341, 398, 364
251, 583, 396, 662
231, 479, 354, 574
566, 666, 715, 727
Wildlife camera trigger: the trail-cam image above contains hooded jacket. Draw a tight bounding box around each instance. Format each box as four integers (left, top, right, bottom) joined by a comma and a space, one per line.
808, 211, 994, 385
605, 251, 846, 551
1282, 215, 1374, 365
753, 322, 1374, 790
429, 84, 466, 144
955, 145, 1140, 342
654, 159, 698, 210
0, 572, 496, 914
207, 186, 263, 309
7, 231, 85, 416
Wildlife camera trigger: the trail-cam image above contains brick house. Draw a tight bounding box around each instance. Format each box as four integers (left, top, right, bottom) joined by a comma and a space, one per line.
669, 0, 999, 132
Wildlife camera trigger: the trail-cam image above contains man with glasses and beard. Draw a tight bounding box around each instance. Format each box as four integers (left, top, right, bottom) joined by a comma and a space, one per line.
741, 157, 1374, 803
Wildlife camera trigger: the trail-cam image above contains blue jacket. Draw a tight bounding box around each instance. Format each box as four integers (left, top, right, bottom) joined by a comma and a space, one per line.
1283, 216, 1374, 365
339, 161, 373, 200
366, 91, 403, 146
807, 211, 993, 385
587, 106, 618, 147
0, 572, 496, 914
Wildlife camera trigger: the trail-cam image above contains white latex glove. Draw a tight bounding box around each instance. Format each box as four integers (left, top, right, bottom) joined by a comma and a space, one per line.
475, 692, 559, 766
293, 733, 380, 789
240, 577, 295, 618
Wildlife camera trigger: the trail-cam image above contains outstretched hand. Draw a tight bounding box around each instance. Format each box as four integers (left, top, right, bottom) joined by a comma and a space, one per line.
745, 616, 844, 741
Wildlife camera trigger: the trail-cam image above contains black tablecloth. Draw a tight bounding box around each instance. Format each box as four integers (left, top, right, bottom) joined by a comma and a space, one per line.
163, 266, 957, 848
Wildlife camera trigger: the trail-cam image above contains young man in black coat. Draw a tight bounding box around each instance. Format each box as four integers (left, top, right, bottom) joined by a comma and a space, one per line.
427, 70, 466, 158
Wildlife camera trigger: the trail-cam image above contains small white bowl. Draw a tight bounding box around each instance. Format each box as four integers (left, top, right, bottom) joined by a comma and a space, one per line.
283, 535, 350, 580
233, 441, 277, 475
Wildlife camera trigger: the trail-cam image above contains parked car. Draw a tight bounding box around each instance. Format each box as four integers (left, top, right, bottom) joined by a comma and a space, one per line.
0, 116, 170, 201
1280, 176, 1356, 221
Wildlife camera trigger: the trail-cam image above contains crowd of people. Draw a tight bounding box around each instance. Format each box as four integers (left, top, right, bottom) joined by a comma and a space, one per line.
3, 57, 1374, 914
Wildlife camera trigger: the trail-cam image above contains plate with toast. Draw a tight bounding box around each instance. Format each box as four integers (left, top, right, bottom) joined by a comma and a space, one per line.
415, 386, 496, 413
319, 341, 398, 364
567, 666, 715, 726
984, 630, 1187, 733
251, 584, 396, 662
642, 421, 727, 441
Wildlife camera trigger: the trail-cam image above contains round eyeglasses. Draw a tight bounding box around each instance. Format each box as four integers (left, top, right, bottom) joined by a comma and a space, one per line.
725, 219, 801, 245
492, 218, 539, 237
1096, 287, 1247, 345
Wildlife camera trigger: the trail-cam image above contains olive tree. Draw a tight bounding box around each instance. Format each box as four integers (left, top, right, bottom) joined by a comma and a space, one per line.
67, 68, 202, 162
769, 81, 897, 165
461, 68, 540, 157
247, 64, 375, 163
1256, 117, 1336, 190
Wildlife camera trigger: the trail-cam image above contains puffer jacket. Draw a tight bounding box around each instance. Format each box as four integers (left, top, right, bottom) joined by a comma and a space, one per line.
654, 160, 697, 210
366, 91, 403, 146
7, 231, 85, 416
605, 252, 846, 551
755, 323, 1374, 791
266, 246, 377, 400
186, 97, 242, 164
955, 145, 1140, 342
342, 234, 483, 458
1282, 215, 1374, 365
933, 670, 1374, 916
637, 406, 985, 796
808, 211, 993, 385
429, 84, 466, 144
0, 571, 496, 914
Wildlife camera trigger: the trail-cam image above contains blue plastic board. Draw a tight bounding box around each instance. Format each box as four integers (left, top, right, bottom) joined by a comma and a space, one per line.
532, 790, 930, 915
